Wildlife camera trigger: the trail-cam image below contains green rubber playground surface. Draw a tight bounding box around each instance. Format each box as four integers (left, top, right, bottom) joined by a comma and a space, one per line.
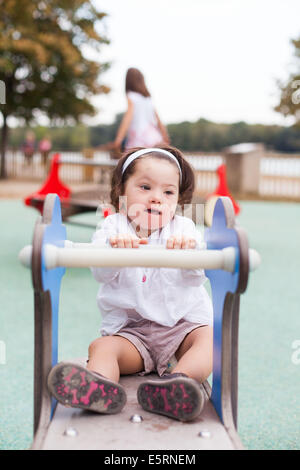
0, 199, 299, 450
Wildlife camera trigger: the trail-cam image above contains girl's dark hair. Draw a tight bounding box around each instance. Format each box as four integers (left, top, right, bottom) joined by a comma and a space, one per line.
110, 146, 195, 211
125, 68, 151, 98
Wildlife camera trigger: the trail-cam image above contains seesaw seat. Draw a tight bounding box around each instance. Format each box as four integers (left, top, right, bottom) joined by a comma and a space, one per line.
37, 359, 235, 450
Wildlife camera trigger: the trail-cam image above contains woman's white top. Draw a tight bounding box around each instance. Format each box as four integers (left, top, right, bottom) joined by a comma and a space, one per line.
91, 213, 213, 336
126, 91, 163, 148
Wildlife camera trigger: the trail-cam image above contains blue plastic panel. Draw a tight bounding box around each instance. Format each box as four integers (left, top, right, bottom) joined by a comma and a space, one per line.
204, 198, 239, 422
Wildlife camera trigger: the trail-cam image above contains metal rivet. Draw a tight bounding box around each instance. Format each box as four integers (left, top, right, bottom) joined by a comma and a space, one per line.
63, 427, 78, 437
130, 414, 143, 423
198, 430, 211, 439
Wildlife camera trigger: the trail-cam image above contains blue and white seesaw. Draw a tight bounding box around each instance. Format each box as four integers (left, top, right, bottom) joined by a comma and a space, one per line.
19, 193, 260, 450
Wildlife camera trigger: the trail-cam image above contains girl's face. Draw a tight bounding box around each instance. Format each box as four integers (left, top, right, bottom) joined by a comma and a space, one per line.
122, 157, 180, 237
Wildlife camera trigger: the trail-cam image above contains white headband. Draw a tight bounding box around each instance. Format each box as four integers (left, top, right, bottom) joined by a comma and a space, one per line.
121, 148, 182, 183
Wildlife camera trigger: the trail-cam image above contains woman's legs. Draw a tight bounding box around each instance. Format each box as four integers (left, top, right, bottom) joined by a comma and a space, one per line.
173, 325, 213, 383
87, 335, 144, 382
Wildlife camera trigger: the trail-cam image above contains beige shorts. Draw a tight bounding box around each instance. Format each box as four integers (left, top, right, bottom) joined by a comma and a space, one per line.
114, 311, 205, 377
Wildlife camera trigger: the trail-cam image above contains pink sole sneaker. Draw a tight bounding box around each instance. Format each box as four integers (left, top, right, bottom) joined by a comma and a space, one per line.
137, 375, 205, 422
47, 362, 126, 414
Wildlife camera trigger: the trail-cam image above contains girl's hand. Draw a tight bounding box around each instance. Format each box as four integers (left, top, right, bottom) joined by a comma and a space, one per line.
166, 236, 196, 249
109, 235, 148, 248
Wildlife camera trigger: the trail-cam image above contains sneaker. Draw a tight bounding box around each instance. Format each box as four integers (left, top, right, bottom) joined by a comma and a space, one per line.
47, 362, 126, 414
137, 373, 205, 422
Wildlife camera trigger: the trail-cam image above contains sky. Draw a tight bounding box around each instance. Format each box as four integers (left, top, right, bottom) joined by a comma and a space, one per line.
87, 0, 300, 127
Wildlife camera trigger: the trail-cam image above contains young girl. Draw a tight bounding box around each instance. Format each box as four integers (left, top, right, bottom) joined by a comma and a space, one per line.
113, 68, 170, 151
48, 146, 213, 422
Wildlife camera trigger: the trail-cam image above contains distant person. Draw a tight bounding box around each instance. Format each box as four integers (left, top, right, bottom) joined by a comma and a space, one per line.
22, 131, 36, 165
112, 68, 170, 155
39, 135, 52, 166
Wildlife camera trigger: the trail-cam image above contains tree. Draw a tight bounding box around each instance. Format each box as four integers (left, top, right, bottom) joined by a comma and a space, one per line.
0, 0, 110, 178
275, 36, 300, 126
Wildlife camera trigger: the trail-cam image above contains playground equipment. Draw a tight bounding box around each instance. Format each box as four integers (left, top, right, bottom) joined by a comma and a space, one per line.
19, 193, 260, 450
24, 153, 115, 223
24, 153, 240, 226
204, 165, 240, 226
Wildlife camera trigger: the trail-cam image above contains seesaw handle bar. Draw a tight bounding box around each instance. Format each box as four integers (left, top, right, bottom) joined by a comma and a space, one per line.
19, 244, 261, 273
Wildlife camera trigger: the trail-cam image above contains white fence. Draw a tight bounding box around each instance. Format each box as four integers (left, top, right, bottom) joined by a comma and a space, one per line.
5, 150, 112, 183
3, 150, 300, 200
185, 154, 224, 195
259, 156, 300, 198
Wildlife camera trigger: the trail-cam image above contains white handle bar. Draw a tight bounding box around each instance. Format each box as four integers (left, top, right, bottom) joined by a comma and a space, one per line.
19, 242, 261, 273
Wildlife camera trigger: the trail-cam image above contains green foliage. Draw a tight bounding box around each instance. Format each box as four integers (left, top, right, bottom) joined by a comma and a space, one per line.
168, 119, 300, 152
90, 113, 123, 147
0, 0, 110, 177
0, 0, 110, 123
8, 117, 300, 153
8, 124, 90, 151
275, 36, 300, 125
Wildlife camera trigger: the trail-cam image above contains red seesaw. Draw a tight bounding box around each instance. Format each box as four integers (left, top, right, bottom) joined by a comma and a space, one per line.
25, 154, 71, 215
24, 153, 114, 221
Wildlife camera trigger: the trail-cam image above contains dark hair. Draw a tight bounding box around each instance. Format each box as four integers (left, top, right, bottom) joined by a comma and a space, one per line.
125, 68, 151, 98
110, 146, 195, 211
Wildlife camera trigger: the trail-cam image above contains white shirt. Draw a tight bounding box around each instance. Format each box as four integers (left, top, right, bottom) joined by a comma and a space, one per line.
91, 213, 213, 335
126, 91, 163, 148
